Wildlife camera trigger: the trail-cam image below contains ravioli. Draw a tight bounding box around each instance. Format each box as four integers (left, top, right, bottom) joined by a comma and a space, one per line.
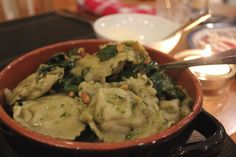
125, 74, 159, 109
4, 67, 64, 105
159, 99, 180, 127
79, 75, 164, 142
71, 41, 151, 82
13, 95, 85, 140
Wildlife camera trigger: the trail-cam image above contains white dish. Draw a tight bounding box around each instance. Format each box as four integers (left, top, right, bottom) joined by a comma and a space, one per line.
188, 23, 236, 53
93, 13, 181, 53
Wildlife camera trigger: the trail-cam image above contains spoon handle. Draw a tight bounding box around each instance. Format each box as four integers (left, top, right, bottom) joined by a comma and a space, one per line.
164, 11, 212, 40
160, 49, 236, 70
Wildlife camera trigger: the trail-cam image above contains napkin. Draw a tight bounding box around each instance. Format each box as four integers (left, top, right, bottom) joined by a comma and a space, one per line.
77, 0, 156, 16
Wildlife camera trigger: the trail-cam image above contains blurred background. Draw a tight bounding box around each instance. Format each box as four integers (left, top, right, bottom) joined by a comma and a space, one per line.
0, 0, 235, 21
0, 0, 77, 21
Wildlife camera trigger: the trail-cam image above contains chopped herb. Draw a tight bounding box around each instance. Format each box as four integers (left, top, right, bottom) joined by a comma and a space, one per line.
67, 48, 79, 57
38, 64, 55, 75
60, 112, 66, 117
125, 134, 132, 140
15, 96, 27, 106
145, 80, 152, 86
81, 67, 90, 77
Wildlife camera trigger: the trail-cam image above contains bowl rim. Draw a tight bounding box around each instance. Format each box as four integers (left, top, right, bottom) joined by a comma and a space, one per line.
0, 39, 203, 151
93, 13, 179, 42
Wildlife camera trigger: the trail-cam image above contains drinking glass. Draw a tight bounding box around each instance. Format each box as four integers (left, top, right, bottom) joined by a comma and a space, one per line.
156, 0, 209, 25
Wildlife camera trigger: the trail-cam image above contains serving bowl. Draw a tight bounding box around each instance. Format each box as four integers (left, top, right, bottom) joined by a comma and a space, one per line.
0, 40, 225, 157
93, 13, 181, 53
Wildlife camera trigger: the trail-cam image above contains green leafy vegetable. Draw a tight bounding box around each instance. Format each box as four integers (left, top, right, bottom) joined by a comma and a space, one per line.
53, 74, 84, 94
37, 49, 83, 94
47, 53, 65, 64
67, 48, 79, 57
106, 61, 186, 100
97, 45, 118, 61
149, 72, 179, 100
38, 51, 79, 75
38, 64, 55, 75
75, 126, 98, 142
106, 62, 145, 82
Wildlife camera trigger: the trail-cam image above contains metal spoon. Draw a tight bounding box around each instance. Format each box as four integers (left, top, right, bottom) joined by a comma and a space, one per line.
163, 11, 212, 40
159, 48, 236, 70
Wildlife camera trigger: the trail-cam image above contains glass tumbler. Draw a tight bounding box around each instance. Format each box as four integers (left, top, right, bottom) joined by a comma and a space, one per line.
156, 0, 209, 25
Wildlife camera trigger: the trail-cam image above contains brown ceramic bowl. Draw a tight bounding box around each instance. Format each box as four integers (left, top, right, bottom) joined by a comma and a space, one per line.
0, 40, 225, 157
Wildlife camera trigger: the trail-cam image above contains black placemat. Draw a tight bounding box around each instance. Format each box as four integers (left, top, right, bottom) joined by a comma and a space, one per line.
0, 132, 235, 157
0, 11, 96, 69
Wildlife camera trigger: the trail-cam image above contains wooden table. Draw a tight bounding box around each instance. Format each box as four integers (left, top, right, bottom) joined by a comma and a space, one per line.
171, 29, 236, 143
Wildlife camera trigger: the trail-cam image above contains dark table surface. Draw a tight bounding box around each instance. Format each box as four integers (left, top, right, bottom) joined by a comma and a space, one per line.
0, 132, 235, 157
0, 11, 96, 69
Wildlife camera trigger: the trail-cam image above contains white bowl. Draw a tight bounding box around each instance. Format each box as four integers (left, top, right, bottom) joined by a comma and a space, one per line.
93, 13, 181, 53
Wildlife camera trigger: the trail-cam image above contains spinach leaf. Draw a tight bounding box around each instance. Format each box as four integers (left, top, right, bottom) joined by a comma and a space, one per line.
106, 61, 186, 100
38, 64, 55, 75
175, 86, 186, 101
61, 60, 76, 75
38, 48, 83, 94
149, 72, 179, 100
47, 53, 65, 65
53, 74, 84, 94
106, 61, 159, 82
38, 51, 79, 75
97, 45, 117, 61
106, 62, 145, 82
75, 125, 98, 142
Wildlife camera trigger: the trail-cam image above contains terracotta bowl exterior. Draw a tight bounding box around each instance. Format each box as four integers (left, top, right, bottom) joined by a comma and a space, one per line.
0, 39, 203, 156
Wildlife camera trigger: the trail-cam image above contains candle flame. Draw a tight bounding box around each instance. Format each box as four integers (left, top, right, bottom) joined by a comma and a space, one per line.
202, 44, 213, 57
